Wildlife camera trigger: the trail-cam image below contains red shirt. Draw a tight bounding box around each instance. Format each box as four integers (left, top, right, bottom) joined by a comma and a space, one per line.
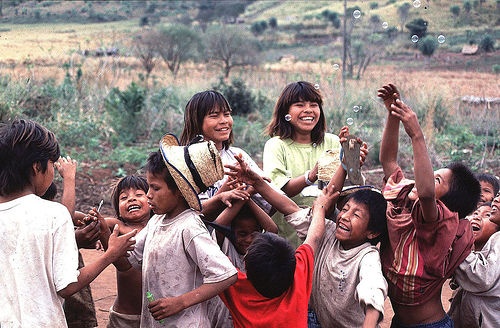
381, 168, 474, 306
219, 244, 314, 328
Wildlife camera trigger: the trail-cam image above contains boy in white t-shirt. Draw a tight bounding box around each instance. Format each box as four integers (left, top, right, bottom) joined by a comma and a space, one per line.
100, 134, 237, 327
0, 119, 136, 327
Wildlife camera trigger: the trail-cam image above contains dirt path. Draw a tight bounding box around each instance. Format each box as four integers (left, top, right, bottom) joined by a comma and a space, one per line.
82, 249, 453, 327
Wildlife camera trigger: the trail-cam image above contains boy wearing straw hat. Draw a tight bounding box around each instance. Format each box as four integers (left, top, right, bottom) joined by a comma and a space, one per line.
102, 134, 237, 327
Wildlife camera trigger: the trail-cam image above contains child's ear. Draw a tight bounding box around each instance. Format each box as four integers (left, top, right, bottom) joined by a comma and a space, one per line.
367, 230, 380, 241
32, 162, 42, 174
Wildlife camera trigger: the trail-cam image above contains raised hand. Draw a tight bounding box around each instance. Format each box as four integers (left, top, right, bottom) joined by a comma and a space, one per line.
106, 224, 137, 262
377, 83, 400, 112
225, 153, 264, 187
390, 98, 422, 140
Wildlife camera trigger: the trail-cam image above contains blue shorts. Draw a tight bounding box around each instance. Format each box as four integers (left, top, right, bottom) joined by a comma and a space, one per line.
307, 309, 322, 328
391, 314, 454, 328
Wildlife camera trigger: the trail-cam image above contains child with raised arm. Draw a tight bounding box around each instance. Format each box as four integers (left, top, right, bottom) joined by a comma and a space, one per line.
263, 81, 367, 246
448, 197, 500, 328
227, 145, 388, 328
0, 119, 136, 327
206, 191, 278, 327
180, 90, 274, 220
377, 84, 481, 327
90, 175, 151, 328
99, 134, 237, 327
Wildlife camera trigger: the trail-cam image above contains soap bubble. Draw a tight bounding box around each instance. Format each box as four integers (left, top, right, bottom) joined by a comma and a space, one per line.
346, 117, 354, 125
411, 35, 419, 43
413, 0, 421, 8
437, 35, 446, 44
382, 22, 389, 29
353, 105, 360, 113
314, 83, 320, 90
353, 10, 361, 19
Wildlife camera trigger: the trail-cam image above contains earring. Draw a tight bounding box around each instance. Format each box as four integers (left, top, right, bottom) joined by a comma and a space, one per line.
284, 114, 291, 122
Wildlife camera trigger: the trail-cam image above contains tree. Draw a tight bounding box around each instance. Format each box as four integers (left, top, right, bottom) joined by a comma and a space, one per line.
196, 0, 248, 31
406, 18, 428, 38
321, 9, 341, 29
155, 25, 202, 79
205, 25, 260, 78
450, 5, 460, 18
133, 30, 160, 87
397, 3, 412, 33
419, 36, 437, 64
269, 17, 277, 29
479, 34, 495, 52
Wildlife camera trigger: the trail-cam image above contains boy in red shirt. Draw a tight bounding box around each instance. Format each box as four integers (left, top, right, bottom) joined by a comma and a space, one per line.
220, 155, 338, 328
377, 84, 480, 327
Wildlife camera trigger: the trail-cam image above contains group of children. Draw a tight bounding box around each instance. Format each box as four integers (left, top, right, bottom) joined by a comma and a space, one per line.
0, 81, 498, 328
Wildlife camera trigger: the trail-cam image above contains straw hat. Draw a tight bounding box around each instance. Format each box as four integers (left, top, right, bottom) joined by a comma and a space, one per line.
159, 134, 224, 211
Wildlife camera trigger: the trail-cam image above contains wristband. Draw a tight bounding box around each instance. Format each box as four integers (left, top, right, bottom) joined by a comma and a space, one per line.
304, 170, 314, 186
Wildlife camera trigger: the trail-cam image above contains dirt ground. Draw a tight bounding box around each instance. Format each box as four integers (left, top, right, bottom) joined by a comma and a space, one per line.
81, 249, 454, 328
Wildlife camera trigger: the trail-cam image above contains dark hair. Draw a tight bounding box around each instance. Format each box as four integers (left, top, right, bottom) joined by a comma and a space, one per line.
0, 119, 60, 196
476, 173, 500, 197
41, 182, 58, 201
245, 232, 296, 299
265, 81, 326, 145
344, 189, 388, 245
180, 90, 233, 149
144, 151, 178, 191
440, 162, 481, 219
231, 203, 261, 230
111, 175, 150, 217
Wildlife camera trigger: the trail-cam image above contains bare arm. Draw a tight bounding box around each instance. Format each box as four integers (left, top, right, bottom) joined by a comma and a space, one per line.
225, 154, 300, 216
390, 98, 437, 222
362, 305, 381, 328
303, 182, 339, 254
57, 225, 137, 298
247, 199, 278, 233
55, 156, 78, 221
281, 163, 318, 197
148, 274, 237, 321
377, 84, 402, 180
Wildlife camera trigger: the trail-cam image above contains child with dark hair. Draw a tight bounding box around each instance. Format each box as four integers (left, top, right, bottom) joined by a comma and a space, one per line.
476, 173, 499, 205
377, 84, 481, 327
263, 81, 367, 246
223, 151, 387, 327
0, 119, 136, 327
220, 154, 335, 327
179, 90, 274, 220
99, 134, 237, 327
448, 196, 500, 328
91, 175, 151, 328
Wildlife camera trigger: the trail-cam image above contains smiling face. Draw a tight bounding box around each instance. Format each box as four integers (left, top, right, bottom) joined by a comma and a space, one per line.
233, 217, 261, 255
479, 180, 496, 204
117, 187, 150, 224
287, 100, 320, 141
335, 198, 376, 249
202, 106, 233, 150
490, 192, 500, 225
469, 204, 497, 250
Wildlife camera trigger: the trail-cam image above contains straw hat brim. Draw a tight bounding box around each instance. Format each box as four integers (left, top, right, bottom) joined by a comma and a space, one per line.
159, 134, 224, 211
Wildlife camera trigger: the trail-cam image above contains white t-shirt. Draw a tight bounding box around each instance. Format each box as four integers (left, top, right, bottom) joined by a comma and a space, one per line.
0, 194, 79, 328
128, 209, 237, 327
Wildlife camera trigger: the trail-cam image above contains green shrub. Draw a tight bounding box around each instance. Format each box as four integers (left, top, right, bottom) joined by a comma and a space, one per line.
479, 34, 495, 52
212, 77, 263, 116
493, 64, 500, 74
104, 82, 146, 144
